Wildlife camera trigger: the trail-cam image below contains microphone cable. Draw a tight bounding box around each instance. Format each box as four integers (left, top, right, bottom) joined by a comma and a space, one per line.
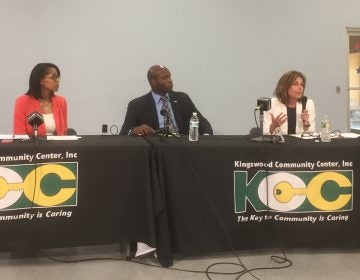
36, 134, 162, 264
34, 133, 157, 264
253, 109, 272, 143
26, 133, 72, 264
110, 125, 119, 135
253, 108, 263, 137
253, 108, 284, 144
17, 132, 44, 258
142, 134, 250, 278
21, 134, 87, 264
262, 168, 293, 273
26, 134, 292, 280
140, 134, 292, 279
175, 138, 292, 279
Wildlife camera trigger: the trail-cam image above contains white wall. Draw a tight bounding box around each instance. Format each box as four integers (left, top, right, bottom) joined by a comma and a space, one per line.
0, 0, 359, 135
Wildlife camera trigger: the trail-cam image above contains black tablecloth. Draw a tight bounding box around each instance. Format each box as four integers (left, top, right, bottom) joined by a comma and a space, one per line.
147, 135, 360, 255
2, 134, 360, 265
0, 136, 171, 264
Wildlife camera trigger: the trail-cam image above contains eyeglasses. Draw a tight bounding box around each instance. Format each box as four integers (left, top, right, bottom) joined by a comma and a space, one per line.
331, 130, 343, 139
44, 74, 60, 81
301, 132, 320, 139
301, 130, 343, 139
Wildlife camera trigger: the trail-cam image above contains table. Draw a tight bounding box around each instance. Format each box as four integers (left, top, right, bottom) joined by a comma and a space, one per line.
147, 135, 360, 255
2, 134, 359, 266
0, 136, 171, 265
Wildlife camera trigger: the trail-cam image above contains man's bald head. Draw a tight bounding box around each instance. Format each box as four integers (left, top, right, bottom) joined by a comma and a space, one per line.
147, 65, 169, 81
147, 65, 173, 95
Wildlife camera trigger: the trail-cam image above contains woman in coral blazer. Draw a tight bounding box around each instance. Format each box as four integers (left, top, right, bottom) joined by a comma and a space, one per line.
13, 63, 68, 136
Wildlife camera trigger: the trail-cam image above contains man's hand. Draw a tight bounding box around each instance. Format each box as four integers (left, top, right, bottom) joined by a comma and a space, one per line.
131, 124, 156, 136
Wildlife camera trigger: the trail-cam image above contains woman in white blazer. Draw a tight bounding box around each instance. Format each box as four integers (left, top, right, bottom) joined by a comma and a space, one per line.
263, 70, 315, 135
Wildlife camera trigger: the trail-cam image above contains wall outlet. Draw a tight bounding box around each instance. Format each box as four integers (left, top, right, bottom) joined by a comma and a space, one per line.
336, 86, 341, 94
102, 124, 108, 134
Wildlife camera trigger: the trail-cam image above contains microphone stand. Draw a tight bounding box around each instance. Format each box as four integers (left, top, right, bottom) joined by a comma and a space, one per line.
31, 124, 47, 143
27, 111, 46, 142
272, 127, 285, 143
33, 123, 38, 139
160, 115, 173, 139
32, 123, 40, 145
251, 108, 281, 143
159, 116, 180, 139
258, 109, 272, 142
259, 109, 264, 135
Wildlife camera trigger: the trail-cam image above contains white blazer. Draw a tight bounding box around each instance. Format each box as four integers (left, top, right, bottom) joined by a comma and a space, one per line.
263, 97, 316, 135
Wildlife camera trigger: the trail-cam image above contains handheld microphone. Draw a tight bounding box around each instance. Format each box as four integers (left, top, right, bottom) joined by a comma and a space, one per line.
300, 96, 308, 112
299, 96, 310, 128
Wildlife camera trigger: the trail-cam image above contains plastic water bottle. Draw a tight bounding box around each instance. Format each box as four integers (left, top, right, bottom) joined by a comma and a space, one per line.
189, 112, 199, 142
320, 115, 331, 142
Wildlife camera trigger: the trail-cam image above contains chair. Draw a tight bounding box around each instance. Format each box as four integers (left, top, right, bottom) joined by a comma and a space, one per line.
67, 128, 77, 135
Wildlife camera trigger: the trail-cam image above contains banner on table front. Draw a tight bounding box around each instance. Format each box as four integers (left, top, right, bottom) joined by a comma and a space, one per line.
234, 170, 353, 213
0, 163, 78, 210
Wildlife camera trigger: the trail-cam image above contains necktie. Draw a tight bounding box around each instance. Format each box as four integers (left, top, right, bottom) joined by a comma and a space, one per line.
160, 96, 176, 133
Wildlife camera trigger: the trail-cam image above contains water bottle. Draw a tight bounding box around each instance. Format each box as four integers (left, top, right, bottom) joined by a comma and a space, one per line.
189, 112, 199, 142
320, 115, 331, 142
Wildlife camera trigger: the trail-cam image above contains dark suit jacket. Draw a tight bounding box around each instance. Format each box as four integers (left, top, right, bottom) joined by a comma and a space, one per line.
120, 91, 213, 135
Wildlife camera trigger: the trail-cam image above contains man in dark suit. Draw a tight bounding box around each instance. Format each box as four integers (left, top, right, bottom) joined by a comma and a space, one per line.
120, 65, 213, 136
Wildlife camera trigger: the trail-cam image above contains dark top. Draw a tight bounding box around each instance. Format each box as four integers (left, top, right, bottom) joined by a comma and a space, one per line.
120, 91, 213, 135
287, 107, 296, 134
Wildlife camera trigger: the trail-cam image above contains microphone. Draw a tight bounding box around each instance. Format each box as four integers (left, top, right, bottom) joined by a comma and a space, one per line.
27, 111, 44, 127
256, 97, 271, 114
160, 109, 171, 118
159, 108, 179, 137
27, 111, 43, 138
299, 96, 310, 129
160, 108, 171, 130
299, 96, 308, 112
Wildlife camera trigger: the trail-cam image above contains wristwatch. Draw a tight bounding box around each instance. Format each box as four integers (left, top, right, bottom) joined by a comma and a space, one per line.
303, 122, 310, 128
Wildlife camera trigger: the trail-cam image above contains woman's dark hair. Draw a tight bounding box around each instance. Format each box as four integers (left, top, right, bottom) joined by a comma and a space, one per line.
26, 63, 60, 99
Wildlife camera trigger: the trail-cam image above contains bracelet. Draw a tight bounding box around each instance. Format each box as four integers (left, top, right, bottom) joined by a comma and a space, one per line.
128, 128, 135, 136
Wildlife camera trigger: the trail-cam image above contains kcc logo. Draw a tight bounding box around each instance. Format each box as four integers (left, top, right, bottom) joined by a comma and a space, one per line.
0, 163, 78, 210
234, 171, 353, 213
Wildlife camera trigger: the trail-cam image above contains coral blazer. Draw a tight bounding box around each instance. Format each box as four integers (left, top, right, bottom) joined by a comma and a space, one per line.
13, 94, 68, 136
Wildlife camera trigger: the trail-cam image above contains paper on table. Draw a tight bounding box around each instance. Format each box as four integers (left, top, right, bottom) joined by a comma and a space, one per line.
47, 135, 80, 140
290, 132, 360, 139
339, 133, 360, 139
290, 134, 317, 139
0, 134, 29, 140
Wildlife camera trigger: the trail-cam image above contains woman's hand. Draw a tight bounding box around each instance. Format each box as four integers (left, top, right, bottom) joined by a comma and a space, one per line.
301, 109, 309, 122
301, 109, 310, 130
270, 112, 287, 134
